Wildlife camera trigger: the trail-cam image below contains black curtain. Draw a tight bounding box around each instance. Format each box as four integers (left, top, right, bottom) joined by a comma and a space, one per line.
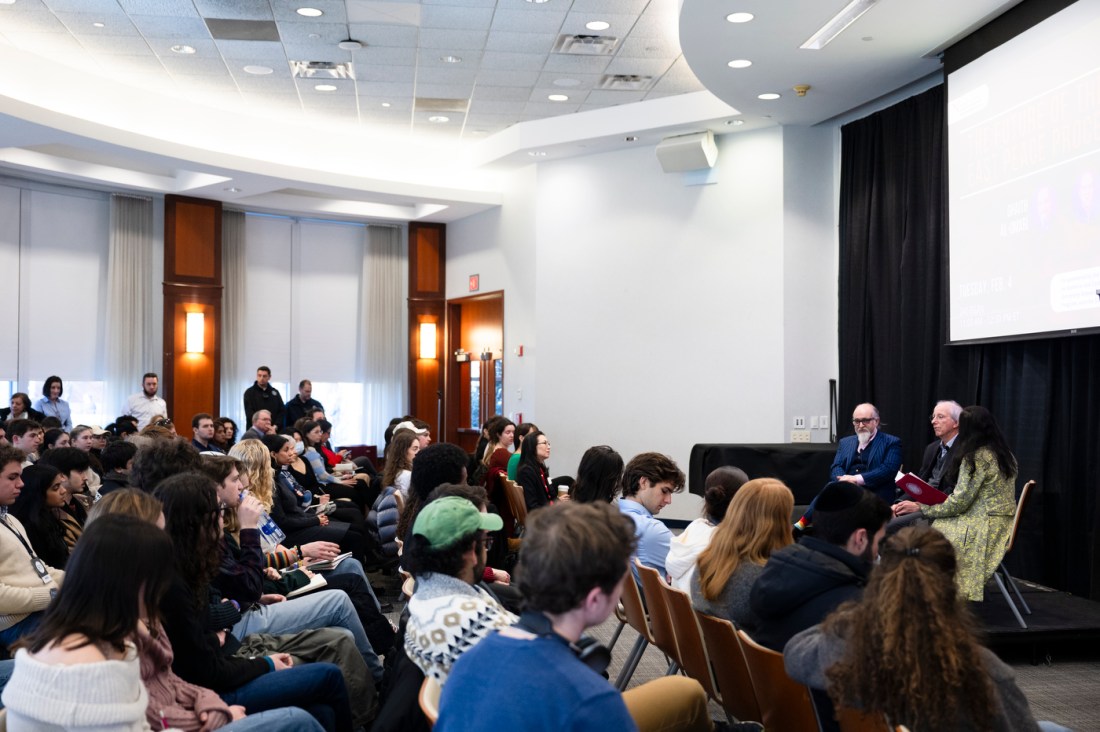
838, 85, 1100, 598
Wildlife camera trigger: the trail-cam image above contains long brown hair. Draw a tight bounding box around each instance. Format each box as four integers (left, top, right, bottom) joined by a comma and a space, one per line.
382, 431, 418, 489
823, 526, 997, 731
696, 478, 793, 601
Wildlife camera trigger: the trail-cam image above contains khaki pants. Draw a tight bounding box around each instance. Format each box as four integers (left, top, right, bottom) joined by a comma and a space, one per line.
623, 675, 713, 732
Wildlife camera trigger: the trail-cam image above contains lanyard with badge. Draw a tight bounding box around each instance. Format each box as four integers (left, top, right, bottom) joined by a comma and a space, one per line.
0, 515, 53, 584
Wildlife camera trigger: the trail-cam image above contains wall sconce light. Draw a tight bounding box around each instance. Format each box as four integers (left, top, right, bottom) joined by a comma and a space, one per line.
419, 322, 437, 359
185, 312, 205, 353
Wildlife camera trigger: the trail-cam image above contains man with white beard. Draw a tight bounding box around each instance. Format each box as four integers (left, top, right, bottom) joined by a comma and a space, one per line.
795, 402, 901, 532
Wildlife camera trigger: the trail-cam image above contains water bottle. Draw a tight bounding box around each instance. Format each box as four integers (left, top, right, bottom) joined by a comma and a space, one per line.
258, 509, 286, 553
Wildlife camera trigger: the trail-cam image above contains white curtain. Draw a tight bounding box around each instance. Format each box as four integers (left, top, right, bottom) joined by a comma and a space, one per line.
220, 210, 246, 422
360, 225, 408, 445
104, 195, 154, 418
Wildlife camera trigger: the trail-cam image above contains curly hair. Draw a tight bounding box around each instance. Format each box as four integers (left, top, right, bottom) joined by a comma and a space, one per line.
696, 478, 792, 602
398, 442, 470, 543
823, 526, 997, 731
229, 439, 275, 511
153, 472, 224, 608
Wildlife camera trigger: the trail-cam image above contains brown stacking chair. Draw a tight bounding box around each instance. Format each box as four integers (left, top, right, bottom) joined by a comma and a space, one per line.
992, 479, 1036, 629
501, 477, 528, 540
418, 675, 442, 727
614, 564, 655, 690
635, 561, 681, 675
736, 628, 820, 731
661, 582, 721, 703
695, 611, 762, 724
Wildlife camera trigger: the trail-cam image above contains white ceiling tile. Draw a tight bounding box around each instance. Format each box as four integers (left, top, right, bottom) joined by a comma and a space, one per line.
485, 31, 557, 53
523, 101, 579, 116
358, 45, 418, 65
5, 31, 86, 57
159, 55, 230, 76
148, 38, 220, 57
467, 99, 526, 115
542, 53, 611, 73
559, 12, 639, 37
43, 0, 124, 12
416, 65, 478, 85
345, 1, 421, 26
3, 9, 68, 32
358, 80, 416, 98
215, 39, 287, 61
568, 0, 651, 13
172, 75, 241, 94
471, 85, 530, 102
615, 35, 679, 58
348, 24, 419, 47
582, 89, 645, 105
603, 56, 674, 77
357, 96, 413, 112
118, 0, 202, 17
490, 8, 567, 33
281, 43, 347, 62
269, 0, 348, 23
230, 74, 300, 93
358, 109, 413, 126
463, 112, 518, 127
276, 20, 350, 45
479, 51, 547, 71
535, 71, 603, 89
418, 28, 488, 51
131, 15, 210, 40
77, 34, 154, 55
419, 6, 494, 31
354, 64, 416, 83
414, 83, 474, 100
629, 10, 679, 39
417, 49, 484, 67
421, 0, 496, 6
54, 12, 137, 36
192, 0, 272, 21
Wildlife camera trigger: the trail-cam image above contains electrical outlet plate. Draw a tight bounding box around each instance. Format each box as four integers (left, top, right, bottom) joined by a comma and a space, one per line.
790, 430, 811, 443
819, 415, 828, 429
793, 416, 806, 429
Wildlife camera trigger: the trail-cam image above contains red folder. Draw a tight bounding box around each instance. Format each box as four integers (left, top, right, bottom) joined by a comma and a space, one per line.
895, 471, 948, 505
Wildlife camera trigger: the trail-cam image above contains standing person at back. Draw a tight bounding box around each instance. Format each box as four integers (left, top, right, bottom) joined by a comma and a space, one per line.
123, 373, 167, 430
243, 366, 284, 428
617, 452, 685, 579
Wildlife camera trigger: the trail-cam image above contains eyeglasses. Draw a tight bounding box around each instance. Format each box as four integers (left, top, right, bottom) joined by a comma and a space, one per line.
154, 418, 173, 428
477, 534, 494, 551
851, 417, 877, 425
537, 440, 551, 447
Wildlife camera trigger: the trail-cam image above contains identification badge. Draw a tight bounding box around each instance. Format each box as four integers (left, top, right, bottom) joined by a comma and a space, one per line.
31, 556, 50, 584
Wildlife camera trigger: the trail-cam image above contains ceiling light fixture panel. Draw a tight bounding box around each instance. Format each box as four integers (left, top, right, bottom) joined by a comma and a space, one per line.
801, 0, 877, 50
289, 60, 355, 80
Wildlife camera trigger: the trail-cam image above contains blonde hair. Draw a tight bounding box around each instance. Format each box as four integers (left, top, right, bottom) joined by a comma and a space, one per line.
229, 439, 274, 511
85, 488, 163, 527
696, 478, 794, 602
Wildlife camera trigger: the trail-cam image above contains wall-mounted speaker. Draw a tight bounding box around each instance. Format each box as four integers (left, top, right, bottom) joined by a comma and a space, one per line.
655, 130, 718, 173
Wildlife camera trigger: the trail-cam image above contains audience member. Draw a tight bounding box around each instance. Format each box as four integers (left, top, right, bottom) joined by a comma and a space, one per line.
570, 445, 624, 504
691, 478, 792, 632
32, 376, 72, 432
667, 465, 749, 591
130, 437, 201, 492
397, 442, 469, 545
9, 464, 71, 569
506, 422, 538, 480
435, 500, 712, 732
478, 417, 514, 478
0, 446, 64, 651
41, 427, 69, 453
123, 372, 167, 430
785, 526, 1058, 732
285, 379, 324, 428
216, 417, 239, 451
243, 366, 285, 427
191, 412, 224, 453
242, 409, 276, 441
98, 439, 138, 495
36, 446, 93, 548
8, 421, 43, 465
516, 429, 554, 511
393, 420, 431, 450
618, 452, 685, 579
920, 400, 962, 491
0, 393, 44, 424
404, 493, 514, 682
382, 431, 419, 501
750, 482, 891, 652
892, 405, 1019, 601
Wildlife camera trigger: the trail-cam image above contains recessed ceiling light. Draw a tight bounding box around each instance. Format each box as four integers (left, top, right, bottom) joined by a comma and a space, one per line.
625, 136, 637, 142
548, 94, 569, 101
223, 187, 241, 193
315, 84, 337, 92
92, 22, 105, 28
428, 115, 450, 123
381, 102, 391, 108
726, 119, 745, 126
338, 39, 362, 51
862, 36, 873, 41
171, 45, 196, 55
526, 0, 551, 3
440, 55, 462, 63
727, 59, 752, 69
528, 151, 548, 157
553, 78, 580, 87
801, 0, 877, 50
758, 92, 781, 100
726, 12, 754, 23
296, 7, 323, 17
586, 21, 610, 31
244, 65, 273, 75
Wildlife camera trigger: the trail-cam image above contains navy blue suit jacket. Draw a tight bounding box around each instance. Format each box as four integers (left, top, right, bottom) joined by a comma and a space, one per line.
829, 432, 903, 503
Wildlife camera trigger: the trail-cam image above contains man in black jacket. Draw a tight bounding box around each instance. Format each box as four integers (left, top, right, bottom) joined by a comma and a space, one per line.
243, 366, 284, 427
750, 481, 891, 652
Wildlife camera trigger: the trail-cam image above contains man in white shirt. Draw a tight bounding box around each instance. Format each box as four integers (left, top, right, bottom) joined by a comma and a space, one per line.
123, 372, 168, 429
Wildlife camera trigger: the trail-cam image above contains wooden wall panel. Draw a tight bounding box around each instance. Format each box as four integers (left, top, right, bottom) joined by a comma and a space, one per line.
163, 195, 222, 421
408, 223, 446, 438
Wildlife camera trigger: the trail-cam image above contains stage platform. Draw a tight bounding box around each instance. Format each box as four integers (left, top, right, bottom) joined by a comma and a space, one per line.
977, 578, 1100, 657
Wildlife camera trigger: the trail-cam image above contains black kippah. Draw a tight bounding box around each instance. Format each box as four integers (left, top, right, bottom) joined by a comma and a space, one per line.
816, 481, 863, 512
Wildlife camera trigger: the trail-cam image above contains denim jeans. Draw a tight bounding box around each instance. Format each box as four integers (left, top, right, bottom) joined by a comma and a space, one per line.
328, 557, 381, 611
223, 706, 326, 732
218, 662, 351, 732
0, 658, 14, 710
0, 613, 41, 653
231, 588, 383, 681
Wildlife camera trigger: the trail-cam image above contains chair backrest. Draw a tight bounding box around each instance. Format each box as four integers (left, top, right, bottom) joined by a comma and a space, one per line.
662, 583, 720, 701
502, 477, 528, 531
619, 561, 654, 644
836, 706, 890, 732
635, 560, 681, 668
1006, 479, 1035, 553
736, 628, 820, 731
418, 675, 442, 726
695, 611, 762, 723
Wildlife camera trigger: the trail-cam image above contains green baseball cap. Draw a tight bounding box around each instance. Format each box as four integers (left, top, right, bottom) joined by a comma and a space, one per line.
412, 496, 503, 549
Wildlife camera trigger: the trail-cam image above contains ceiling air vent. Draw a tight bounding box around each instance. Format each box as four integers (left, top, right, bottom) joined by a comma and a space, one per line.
552, 34, 619, 56
289, 61, 356, 80
414, 98, 469, 113
597, 74, 655, 91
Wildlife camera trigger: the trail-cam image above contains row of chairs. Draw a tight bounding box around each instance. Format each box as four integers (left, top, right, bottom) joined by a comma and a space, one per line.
617, 559, 908, 732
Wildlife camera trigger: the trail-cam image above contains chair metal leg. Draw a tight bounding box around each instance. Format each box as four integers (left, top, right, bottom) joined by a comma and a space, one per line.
994, 572, 1028, 629
614, 634, 648, 690
665, 660, 679, 675
1000, 563, 1032, 615
607, 620, 625, 652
